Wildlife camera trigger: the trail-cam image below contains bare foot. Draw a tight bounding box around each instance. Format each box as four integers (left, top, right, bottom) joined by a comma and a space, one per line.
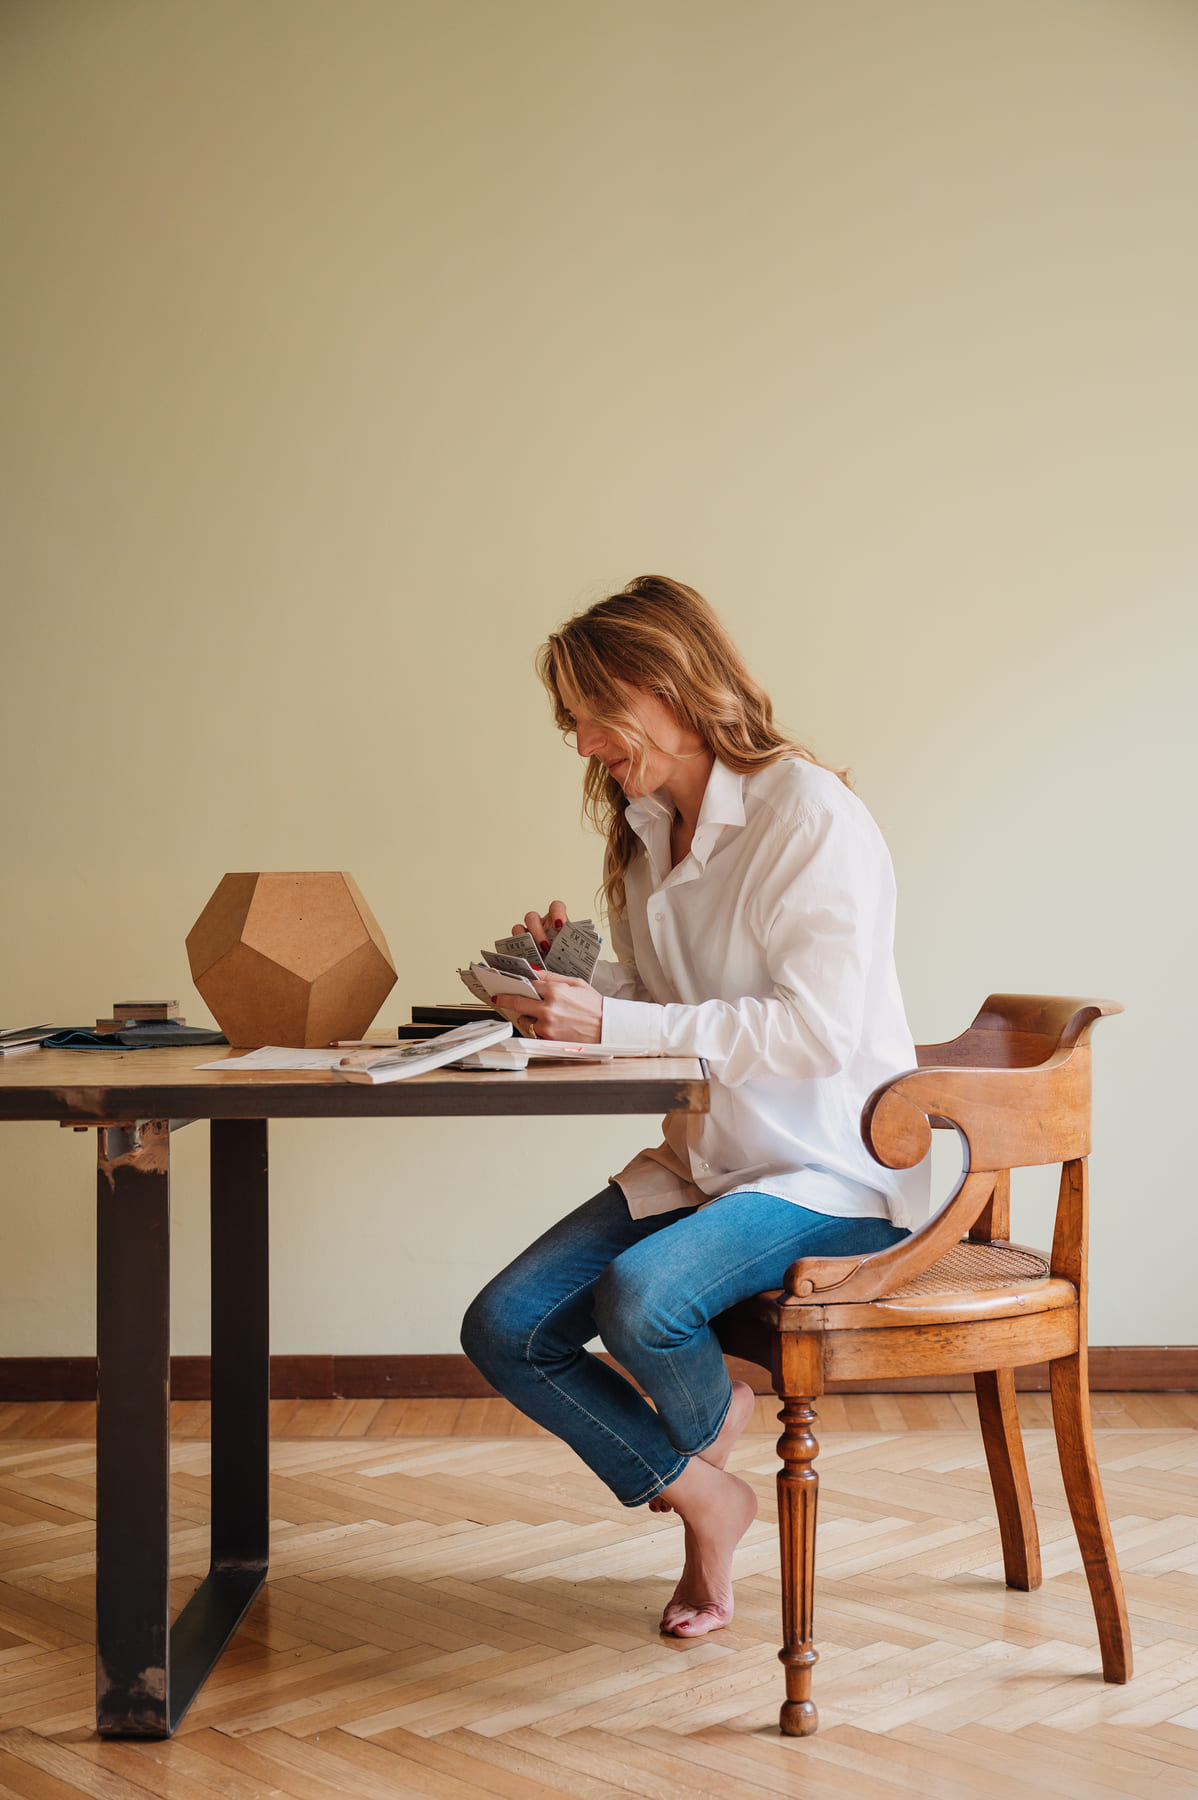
656, 1458, 758, 1637
648, 1380, 756, 1514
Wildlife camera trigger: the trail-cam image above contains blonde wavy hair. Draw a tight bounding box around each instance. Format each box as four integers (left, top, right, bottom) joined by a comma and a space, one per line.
538, 574, 850, 919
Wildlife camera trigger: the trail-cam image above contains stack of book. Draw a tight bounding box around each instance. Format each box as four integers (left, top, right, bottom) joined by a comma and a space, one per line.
93, 1001, 185, 1034
8, 1003, 227, 1053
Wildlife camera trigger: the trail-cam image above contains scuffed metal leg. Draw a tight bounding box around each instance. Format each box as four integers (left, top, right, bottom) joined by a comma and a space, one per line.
166, 1122, 270, 1717
96, 1120, 172, 1736
95, 1117, 271, 1737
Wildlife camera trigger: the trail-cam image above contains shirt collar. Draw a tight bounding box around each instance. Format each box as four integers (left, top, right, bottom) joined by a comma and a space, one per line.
625, 759, 747, 880
693, 757, 748, 836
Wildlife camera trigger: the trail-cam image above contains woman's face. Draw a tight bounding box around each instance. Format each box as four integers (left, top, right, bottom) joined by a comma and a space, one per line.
555, 675, 703, 800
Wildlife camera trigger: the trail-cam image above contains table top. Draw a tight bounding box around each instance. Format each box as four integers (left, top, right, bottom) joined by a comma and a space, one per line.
0, 1045, 710, 1123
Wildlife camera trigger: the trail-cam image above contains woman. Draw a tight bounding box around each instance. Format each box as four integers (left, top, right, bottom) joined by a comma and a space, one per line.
461, 575, 928, 1638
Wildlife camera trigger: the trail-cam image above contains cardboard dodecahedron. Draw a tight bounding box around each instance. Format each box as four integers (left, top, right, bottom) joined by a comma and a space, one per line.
186, 872, 397, 1047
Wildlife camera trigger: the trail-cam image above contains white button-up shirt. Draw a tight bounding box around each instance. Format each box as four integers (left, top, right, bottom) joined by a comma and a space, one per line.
594, 757, 930, 1229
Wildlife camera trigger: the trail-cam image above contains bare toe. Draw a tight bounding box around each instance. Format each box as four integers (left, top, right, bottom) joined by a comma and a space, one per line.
665, 1602, 731, 1637
654, 1467, 756, 1642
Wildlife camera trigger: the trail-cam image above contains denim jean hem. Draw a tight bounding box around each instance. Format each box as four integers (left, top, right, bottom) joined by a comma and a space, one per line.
529, 1357, 675, 1507
665, 1383, 734, 1461
623, 1453, 690, 1508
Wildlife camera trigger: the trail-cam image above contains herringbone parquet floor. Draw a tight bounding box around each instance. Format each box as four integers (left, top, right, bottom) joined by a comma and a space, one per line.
0, 1394, 1195, 1798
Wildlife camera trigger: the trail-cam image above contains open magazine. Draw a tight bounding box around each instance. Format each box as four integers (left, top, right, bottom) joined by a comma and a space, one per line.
333, 1020, 514, 1083
332, 1019, 659, 1084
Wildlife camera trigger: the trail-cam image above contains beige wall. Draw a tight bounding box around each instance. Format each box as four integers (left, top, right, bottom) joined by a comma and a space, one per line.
3, 0, 1196, 1354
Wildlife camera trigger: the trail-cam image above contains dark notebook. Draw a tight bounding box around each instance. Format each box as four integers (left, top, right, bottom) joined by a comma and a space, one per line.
43, 1025, 228, 1049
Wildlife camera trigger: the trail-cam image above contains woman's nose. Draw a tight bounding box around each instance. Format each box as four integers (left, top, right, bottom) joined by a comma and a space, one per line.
576, 721, 605, 759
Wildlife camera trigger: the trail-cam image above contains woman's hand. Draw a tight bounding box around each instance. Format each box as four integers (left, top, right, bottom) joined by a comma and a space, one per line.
513, 902, 568, 957
492, 972, 604, 1044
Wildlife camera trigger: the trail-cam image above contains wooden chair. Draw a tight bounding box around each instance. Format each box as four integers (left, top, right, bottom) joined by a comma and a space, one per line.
714, 993, 1132, 1736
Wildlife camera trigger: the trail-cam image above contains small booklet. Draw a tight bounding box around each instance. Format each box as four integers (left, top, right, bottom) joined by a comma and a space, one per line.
0, 1025, 56, 1056
458, 921, 601, 1015
333, 1020, 514, 1084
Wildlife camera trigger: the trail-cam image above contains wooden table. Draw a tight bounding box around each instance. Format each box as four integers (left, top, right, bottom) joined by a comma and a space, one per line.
0, 1045, 708, 1736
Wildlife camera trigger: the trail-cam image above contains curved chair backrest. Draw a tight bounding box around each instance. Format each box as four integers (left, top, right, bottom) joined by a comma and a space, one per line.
915, 993, 1122, 1072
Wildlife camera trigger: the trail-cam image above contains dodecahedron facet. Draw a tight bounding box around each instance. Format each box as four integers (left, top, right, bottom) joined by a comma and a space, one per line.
186, 872, 397, 1047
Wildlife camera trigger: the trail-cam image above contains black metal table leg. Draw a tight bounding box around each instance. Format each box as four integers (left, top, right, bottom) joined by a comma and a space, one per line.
96, 1120, 173, 1736
209, 1118, 269, 1577
96, 1117, 270, 1737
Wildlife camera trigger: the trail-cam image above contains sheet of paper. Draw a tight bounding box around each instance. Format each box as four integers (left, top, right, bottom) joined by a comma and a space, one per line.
457, 964, 493, 1004
494, 932, 546, 969
481, 949, 543, 980
545, 920, 601, 981
196, 1047, 347, 1071
461, 964, 541, 1002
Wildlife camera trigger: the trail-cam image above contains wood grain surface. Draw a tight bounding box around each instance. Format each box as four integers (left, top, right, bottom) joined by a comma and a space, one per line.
0, 1399, 1194, 1799
0, 1046, 709, 1121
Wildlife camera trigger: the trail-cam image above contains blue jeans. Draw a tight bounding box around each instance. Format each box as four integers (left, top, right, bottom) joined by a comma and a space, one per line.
460, 1183, 908, 1506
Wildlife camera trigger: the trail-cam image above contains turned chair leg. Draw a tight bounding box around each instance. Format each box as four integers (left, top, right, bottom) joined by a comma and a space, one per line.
776, 1395, 820, 1735
974, 1367, 1041, 1590
1049, 1350, 1132, 1682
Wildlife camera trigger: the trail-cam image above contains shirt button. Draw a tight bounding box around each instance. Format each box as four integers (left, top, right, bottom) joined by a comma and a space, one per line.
654, 912, 664, 922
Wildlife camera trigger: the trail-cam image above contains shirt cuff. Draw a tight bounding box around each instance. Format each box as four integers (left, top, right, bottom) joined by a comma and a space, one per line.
600, 995, 666, 1054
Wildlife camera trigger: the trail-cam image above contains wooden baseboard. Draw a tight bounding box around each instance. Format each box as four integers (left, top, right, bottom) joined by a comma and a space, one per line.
1, 1346, 1195, 1402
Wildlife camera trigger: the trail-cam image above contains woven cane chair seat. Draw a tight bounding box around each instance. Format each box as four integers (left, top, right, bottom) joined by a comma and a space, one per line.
887, 1239, 1050, 1299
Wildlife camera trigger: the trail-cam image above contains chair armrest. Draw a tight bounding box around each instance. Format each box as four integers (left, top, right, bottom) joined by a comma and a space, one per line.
781, 1047, 1091, 1305
782, 1166, 998, 1303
